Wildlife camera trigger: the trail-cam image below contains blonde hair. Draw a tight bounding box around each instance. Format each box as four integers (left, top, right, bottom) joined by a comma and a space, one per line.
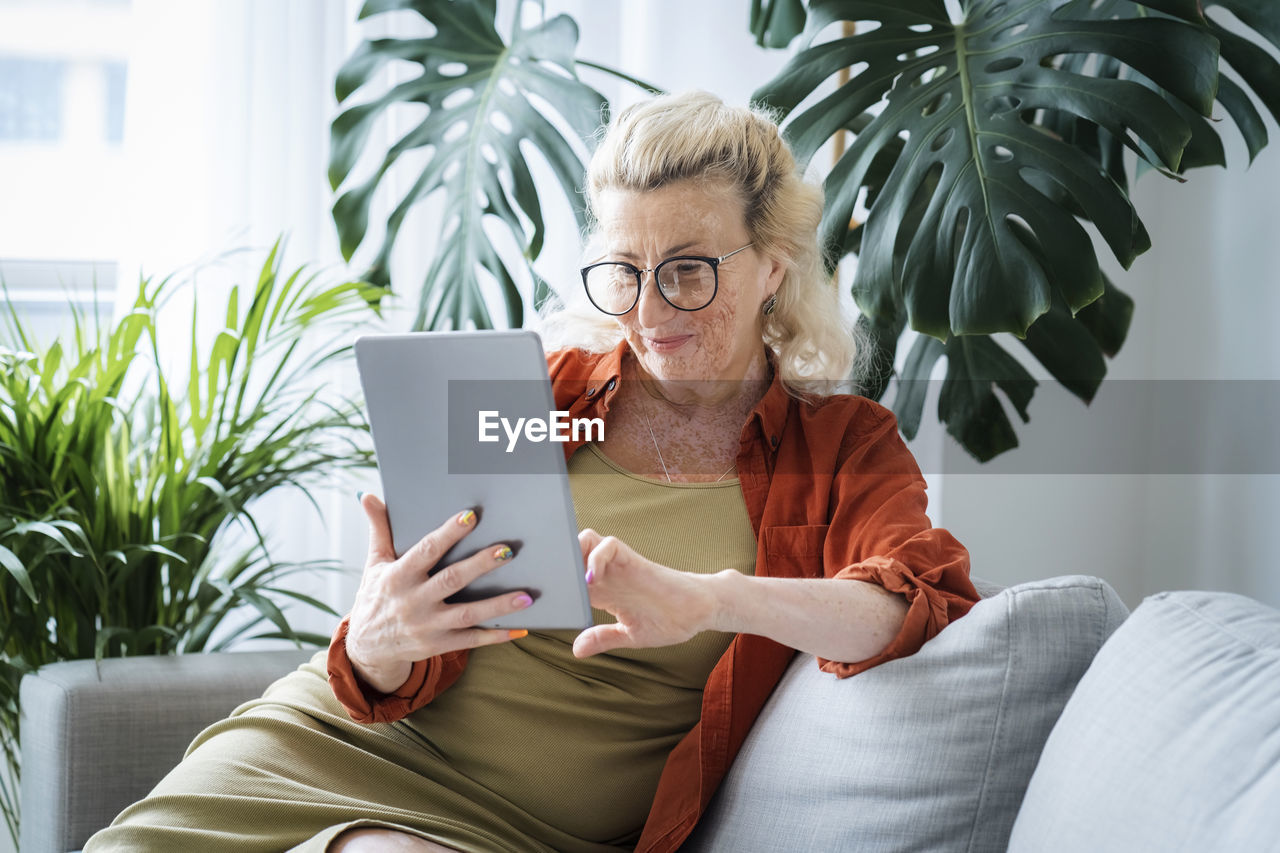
537, 90, 858, 397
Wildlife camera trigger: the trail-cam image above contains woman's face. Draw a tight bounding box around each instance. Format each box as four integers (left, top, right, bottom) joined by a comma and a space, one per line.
592, 180, 785, 392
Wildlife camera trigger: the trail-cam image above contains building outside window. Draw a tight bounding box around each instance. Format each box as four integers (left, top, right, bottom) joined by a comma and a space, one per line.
0, 0, 132, 345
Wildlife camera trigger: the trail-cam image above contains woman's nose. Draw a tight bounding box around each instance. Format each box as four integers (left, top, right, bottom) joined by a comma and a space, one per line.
635, 271, 675, 327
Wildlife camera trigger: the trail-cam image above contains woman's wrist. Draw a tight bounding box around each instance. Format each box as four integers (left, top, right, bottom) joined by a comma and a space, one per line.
703, 569, 745, 634
353, 659, 412, 695
345, 633, 412, 695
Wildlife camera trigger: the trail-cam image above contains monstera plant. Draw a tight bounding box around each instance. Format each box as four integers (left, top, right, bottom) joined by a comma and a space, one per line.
751, 0, 1280, 458
330, 0, 1280, 460
329, 0, 654, 331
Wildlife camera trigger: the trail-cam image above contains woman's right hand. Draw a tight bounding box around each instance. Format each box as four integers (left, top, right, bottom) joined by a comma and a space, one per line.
344, 493, 534, 694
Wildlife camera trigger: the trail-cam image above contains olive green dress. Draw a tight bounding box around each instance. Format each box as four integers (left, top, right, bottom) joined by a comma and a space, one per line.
85, 444, 757, 853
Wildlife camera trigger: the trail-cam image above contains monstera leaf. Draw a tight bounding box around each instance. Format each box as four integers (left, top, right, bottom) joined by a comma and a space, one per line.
330, 0, 643, 330
757, 0, 1280, 460
1148, 0, 1280, 160
750, 0, 808, 47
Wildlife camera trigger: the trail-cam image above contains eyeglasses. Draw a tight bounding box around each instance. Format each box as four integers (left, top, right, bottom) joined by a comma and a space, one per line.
580, 243, 754, 315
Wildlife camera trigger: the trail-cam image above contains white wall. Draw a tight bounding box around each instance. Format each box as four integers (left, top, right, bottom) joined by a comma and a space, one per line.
931, 145, 1280, 608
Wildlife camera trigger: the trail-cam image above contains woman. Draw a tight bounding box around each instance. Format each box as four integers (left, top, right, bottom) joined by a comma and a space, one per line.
87, 91, 978, 853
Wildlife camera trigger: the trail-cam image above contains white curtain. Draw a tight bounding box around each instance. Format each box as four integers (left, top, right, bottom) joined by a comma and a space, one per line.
116, 0, 379, 635
117, 0, 358, 282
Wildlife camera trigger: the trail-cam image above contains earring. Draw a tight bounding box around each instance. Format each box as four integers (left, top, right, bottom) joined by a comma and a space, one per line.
762, 293, 778, 315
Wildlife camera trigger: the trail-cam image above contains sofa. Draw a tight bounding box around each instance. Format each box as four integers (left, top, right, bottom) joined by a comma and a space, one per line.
18, 575, 1280, 852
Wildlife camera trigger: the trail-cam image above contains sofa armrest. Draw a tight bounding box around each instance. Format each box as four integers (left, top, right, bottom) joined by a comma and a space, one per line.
18, 648, 315, 853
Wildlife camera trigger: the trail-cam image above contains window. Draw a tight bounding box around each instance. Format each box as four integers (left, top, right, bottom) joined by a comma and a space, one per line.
0, 0, 132, 343
0, 259, 115, 346
0, 57, 66, 141
103, 59, 126, 144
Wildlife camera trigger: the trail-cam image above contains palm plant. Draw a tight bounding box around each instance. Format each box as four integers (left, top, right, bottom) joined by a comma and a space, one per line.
0, 242, 386, 842
329, 0, 1280, 460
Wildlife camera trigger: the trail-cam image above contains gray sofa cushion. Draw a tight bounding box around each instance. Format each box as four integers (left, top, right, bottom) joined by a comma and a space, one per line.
682, 575, 1127, 853
1008, 590, 1280, 852
18, 648, 314, 853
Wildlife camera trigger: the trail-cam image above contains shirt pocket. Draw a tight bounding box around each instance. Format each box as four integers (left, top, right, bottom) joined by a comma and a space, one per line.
761, 524, 829, 579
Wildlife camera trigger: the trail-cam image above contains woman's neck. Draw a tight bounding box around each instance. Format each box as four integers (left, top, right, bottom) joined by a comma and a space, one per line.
626, 349, 772, 420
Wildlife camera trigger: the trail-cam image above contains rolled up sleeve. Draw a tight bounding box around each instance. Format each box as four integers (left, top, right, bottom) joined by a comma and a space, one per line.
816, 410, 978, 676
326, 616, 469, 723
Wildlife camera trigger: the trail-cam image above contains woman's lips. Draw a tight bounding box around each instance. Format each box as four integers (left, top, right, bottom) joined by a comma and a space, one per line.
644, 334, 692, 353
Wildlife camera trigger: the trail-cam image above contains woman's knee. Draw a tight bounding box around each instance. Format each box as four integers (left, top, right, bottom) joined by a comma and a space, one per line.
329, 827, 459, 852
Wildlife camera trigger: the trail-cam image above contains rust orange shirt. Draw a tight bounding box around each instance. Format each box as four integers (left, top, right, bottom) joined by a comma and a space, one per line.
328, 340, 978, 852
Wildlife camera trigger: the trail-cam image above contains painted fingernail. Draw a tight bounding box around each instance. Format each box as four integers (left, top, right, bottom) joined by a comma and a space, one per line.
514, 594, 533, 608
494, 545, 513, 561
508, 629, 528, 639
355, 491, 365, 503
457, 509, 476, 527
585, 569, 595, 584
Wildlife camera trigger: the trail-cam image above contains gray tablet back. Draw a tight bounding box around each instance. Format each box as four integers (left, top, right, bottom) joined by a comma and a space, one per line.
355, 331, 591, 629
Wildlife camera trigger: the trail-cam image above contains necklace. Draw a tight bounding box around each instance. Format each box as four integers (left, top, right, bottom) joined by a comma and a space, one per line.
639, 402, 737, 483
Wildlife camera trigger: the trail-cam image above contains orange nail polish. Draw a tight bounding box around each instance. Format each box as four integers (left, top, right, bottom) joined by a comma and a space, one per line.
457, 510, 475, 527
508, 629, 528, 639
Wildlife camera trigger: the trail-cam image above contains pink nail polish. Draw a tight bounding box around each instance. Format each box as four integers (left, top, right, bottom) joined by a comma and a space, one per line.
514, 594, 533, 608
585, 569, 595, 584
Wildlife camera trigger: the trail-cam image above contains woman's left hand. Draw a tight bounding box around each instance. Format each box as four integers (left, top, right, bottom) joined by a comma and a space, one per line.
572, 528, 719, 658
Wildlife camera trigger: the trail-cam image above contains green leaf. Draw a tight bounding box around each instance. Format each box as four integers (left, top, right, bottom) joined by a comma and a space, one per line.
1074, 275, 1134, 358
0, 545, 37, 603
133, 624, 182, 653
248, 630, 332, 647
261, 585, 341, 617
937, 336, 1037, 462
757, 0, 1220, 339
9, 521, 84, 557
123, 543, 189, 565
1208, 18, 1280, 148
94, 626, 132, 661
1008, 216, 1115, 405
1215, 74, 1268, 164
892, 332, 945, 439
1020, 295, 1106, 404
745, 0, 1280, 460
196, 476, 239, 515
232, 587, 293, 636
1141, 1, 1280, 149
329, 0, 619, 329
750, 0, 809, 48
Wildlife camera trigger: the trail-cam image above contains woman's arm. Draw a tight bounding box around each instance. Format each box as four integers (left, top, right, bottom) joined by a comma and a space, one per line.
707, 573, 909, 663
570, 533, 906, 663
573, 405, 976, 668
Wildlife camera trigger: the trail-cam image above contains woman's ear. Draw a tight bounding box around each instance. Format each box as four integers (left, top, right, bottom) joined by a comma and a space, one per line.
764, 253, 787, 292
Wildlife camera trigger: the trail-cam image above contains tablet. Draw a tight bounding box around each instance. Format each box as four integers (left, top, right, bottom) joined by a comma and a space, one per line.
354, 330, 592, 629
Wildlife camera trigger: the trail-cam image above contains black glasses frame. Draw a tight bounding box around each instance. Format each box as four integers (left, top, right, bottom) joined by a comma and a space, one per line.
579, 243, 753, 316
